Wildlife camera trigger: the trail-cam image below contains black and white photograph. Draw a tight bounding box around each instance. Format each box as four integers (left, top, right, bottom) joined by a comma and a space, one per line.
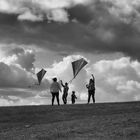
0, 0, 140, 139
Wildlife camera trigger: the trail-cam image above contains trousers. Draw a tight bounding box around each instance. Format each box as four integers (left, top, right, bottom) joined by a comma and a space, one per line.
51, 92, 60, 105
88, 90, 95, 103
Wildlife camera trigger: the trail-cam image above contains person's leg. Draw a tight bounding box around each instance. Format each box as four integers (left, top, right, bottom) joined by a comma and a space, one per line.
91, 90, 95, 103
52, 93, 55, 106
64, 98, 66, 104
88, 91, 91, 103
72, 99, 74, 104
64, 94, 66, 104
62, 94, 65, 104
65, 97, 67, 104
65, 93, 68, 104
92, 94, 95, 103
56, 92, 60, 105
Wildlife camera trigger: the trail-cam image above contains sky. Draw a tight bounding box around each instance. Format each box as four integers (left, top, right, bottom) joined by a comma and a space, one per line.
0, 0, 140, 106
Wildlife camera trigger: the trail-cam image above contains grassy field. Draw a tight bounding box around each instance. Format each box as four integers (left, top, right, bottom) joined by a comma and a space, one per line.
0, 102, 140, 140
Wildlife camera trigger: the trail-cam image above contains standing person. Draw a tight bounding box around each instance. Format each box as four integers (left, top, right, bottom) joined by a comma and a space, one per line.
50, 77, 61, 106
61, 80, 69, 104
86, 74, 95, 103
71, 91, 77, 104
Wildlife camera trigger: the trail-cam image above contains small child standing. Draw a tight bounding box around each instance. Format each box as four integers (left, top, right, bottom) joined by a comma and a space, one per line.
71, 91, 77, 104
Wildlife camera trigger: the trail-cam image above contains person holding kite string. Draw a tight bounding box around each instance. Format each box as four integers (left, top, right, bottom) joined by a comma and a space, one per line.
50, 78, 62, 106
86, 74, 95, 103
61, 80, 69, 104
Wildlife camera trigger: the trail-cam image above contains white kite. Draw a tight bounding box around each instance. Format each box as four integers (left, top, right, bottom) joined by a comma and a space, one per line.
70, 58, 88, 82
36, 68, 47, 85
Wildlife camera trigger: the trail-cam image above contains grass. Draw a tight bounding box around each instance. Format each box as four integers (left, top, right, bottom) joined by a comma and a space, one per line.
0, 102, 140, 140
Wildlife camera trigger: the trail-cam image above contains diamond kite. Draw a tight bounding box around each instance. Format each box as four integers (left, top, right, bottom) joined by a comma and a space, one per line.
71, 58, 88, 82
37, 69, 46, 85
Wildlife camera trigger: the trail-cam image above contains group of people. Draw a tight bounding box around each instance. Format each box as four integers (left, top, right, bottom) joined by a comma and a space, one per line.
50, 74, 95, 106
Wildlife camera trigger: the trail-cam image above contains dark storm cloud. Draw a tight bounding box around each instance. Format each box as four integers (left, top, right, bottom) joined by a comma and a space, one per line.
1, 0, 140, 60
0, 62, 34, 88
7, 48, 25, 56
0, 0, 91, 22
0, 61, 50, 90
15, 49, 35, 72
4, 47, 36, 72
68, 4, 93, 24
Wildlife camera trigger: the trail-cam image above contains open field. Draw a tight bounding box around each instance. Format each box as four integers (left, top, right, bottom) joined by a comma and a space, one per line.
0, 102, 140, 140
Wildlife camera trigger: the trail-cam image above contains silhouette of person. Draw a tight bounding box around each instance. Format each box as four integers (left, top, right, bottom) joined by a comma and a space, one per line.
86, 74, 95, 103
50, 77, 61, 106
61, 80, 69, 104
71, 91, 77, 104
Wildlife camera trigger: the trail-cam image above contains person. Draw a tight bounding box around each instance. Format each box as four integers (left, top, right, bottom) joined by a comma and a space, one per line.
71, 91, 77, 104
50, 77, 62, 106
61, 80, 69, 104
86, 74, 95, 103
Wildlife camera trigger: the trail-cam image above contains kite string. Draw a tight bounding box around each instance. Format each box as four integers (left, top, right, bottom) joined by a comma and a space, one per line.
68, 77, 75, 84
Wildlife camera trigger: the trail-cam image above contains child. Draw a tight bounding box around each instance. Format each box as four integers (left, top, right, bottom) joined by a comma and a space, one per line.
71, 91, 77, 104
61, 80, 69, 104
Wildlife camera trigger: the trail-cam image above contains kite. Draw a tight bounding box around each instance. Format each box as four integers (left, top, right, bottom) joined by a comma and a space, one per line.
70, 58, 88, 82
36, 69, 47, 85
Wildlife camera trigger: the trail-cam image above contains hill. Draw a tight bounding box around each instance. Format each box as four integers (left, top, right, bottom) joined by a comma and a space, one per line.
0, 102, 140, 140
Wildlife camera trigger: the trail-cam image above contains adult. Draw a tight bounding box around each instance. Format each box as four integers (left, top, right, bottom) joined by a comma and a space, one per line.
50, 78, 61, 106
61, 80, 69, 104
86, 74, 95, 103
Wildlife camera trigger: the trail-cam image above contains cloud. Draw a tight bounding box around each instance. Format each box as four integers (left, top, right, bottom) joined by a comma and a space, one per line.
1, 0, 140, 62
0, 92, 51, 106
15, 49, 35, 72
102, 0, 140, 23
34, 55, 140, 103
18, 11, 43, 22
1, 53, 140, 105
47, 8, 69, 23
1, 1, 140, 105
87, 57, 140, 102
0, 88, 34, 99
46, 55, 89, 101
0, 45, 51, 106
0, 43, 51, 89
0, 62, 34, 88
0, 98, 13, 106
0, 0, 91, 22
3, 46, 35, 72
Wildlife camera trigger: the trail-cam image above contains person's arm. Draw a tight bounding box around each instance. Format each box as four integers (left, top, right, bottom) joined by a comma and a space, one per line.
91, 74, 95, 80
61, 80, 64, 87
92, 74, 95, 89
